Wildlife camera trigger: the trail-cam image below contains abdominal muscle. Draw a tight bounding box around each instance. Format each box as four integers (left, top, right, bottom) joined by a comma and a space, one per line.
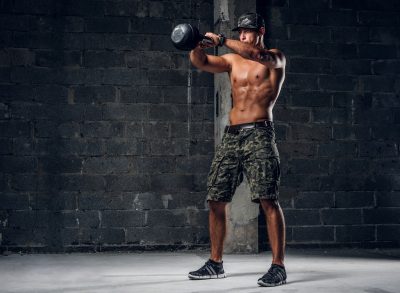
229, 86, 276, 125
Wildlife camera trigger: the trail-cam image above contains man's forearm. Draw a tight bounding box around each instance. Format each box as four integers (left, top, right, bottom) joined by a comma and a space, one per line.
223, 38, 277, 66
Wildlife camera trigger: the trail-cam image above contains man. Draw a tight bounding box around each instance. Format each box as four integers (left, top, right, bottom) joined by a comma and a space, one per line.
187, 13, 287, 287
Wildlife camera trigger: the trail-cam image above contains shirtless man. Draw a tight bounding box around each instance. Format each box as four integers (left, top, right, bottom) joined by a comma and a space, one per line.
187, 13, 287, 287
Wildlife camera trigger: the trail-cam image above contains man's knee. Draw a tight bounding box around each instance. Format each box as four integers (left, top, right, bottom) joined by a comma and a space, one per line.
208, 200, 227, 215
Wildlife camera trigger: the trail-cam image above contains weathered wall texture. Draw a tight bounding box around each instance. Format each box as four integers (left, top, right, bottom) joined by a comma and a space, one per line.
0, 0, 214, 252
1, 0, 399, 253
258, 0, 400, 248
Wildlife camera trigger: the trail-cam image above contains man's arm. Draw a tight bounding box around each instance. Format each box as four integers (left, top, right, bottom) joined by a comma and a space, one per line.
189, 47, 231, 73
204, 32, 285, 69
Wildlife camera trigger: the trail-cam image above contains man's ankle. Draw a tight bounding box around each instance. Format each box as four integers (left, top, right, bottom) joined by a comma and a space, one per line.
209, 258, 223, 264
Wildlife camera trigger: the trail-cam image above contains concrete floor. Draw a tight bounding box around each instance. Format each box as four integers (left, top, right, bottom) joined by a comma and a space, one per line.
0, 249, 399, 293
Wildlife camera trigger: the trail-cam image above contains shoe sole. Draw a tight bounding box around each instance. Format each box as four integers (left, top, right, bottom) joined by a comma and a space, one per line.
188, 273, 227, 280
257, 279, 286, 287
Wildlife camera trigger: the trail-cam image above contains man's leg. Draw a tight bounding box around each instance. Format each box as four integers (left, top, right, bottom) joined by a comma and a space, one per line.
209, 201, 228, 262
260, 199, 285, 266
188, 200, 228, 279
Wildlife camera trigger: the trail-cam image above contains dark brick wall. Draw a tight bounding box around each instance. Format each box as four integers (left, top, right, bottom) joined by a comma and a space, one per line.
0, 0, 214, 252
258, 0, 400, 248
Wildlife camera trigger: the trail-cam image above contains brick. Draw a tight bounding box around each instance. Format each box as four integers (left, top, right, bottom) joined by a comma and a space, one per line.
372, 60, 400, 75
359, 44, 397, 60
131, 17, 172, 35
0, 192, 29, 209
176, 155, 211, 174
332, 125, 371, 141
104, 138, 142, 156
64, 1, 108, 16
0, 156, 37, 173
278, 142, 316, 158
332, 92, 372, 109
364, 208, 400, 224
319, 75, 357, 91
150, 174, 194, 192
330, 159, 372, 175
284, 209, 321, 226
276, 40, 317, 57
294, 192, 334, 209
371, 126, 400, 140
336, 225, 375, 242
372, 93, 400, 108
101, 210, 144, 227
292, 226, 334, 242
289, 57, 331, 74
63, 33, 104, 50
291, 91, 331, 107
126, 226, 205, 245
78, 192, 135, 210
132, 192, 166, 210
59, 174, 106, 191
288, 158, 329, 174
318, 142, 357, 157
331, 26, 369, 44
104, 34, 150, 50
62, 16, 84, 32
81, 122, 124, 138
85, 17, 129, 33
335, 191, 375, 208
318, 10, 357, 26
29, 191, 77, 210
105, 174, 150, 192
289, 25, 331, 42
312, 108, 350, 124
8, 210, 50, 228
374, 159, 400, 174
139, 156, 176, 174
290, 124, 331, 141
285, 73, 318, 91
84, 51, 125, 68
321, 209, 362, 225
146, 210, 186, 227
331, 60, 372, 75
83, 157, 131, 174
103, 69, 147, 86
0, 121, 31, 138
74, 86, 116, 104
369, 27, 400, 44
0, 139, 13, 154
147, 138, 187, 156
62, 211, 99, 228
376, 192, 400, 207
377, 225, 400, 242
149, 105, 187, 122
359, 142, 398, 158
80, 228, 125, 245
289, 0, 330, 10
358, 11, 399, 26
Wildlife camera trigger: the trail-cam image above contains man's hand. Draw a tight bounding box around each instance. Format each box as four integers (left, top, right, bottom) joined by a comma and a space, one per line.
197, 32, 220, 49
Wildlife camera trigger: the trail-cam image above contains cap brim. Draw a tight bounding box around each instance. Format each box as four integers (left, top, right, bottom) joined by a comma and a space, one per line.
232, 26, 259, 32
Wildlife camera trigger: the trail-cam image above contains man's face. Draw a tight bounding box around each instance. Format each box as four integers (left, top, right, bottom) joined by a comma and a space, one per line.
238, 28, 264, 46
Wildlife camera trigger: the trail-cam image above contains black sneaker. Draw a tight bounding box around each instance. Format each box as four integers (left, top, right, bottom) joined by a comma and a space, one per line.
257, 264, 287, 287
188, 259, 226, 280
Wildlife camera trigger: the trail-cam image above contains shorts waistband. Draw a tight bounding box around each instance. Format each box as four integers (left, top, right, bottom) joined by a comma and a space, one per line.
224, 120, 274, 134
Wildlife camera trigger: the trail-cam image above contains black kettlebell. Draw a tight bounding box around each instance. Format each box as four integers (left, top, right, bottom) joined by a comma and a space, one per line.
171, 23, 214, 51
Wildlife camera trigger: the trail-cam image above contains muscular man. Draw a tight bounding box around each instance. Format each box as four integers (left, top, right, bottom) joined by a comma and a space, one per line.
187, 13, 287, 287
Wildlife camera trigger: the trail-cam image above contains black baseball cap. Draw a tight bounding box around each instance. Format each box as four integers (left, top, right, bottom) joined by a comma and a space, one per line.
232, 12, 265, 32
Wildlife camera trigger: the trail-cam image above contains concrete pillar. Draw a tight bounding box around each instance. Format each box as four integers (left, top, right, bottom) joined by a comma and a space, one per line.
213, 0, 259, 253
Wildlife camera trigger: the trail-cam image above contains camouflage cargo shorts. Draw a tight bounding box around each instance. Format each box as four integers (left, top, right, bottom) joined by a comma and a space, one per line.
207, 121, 281, 203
